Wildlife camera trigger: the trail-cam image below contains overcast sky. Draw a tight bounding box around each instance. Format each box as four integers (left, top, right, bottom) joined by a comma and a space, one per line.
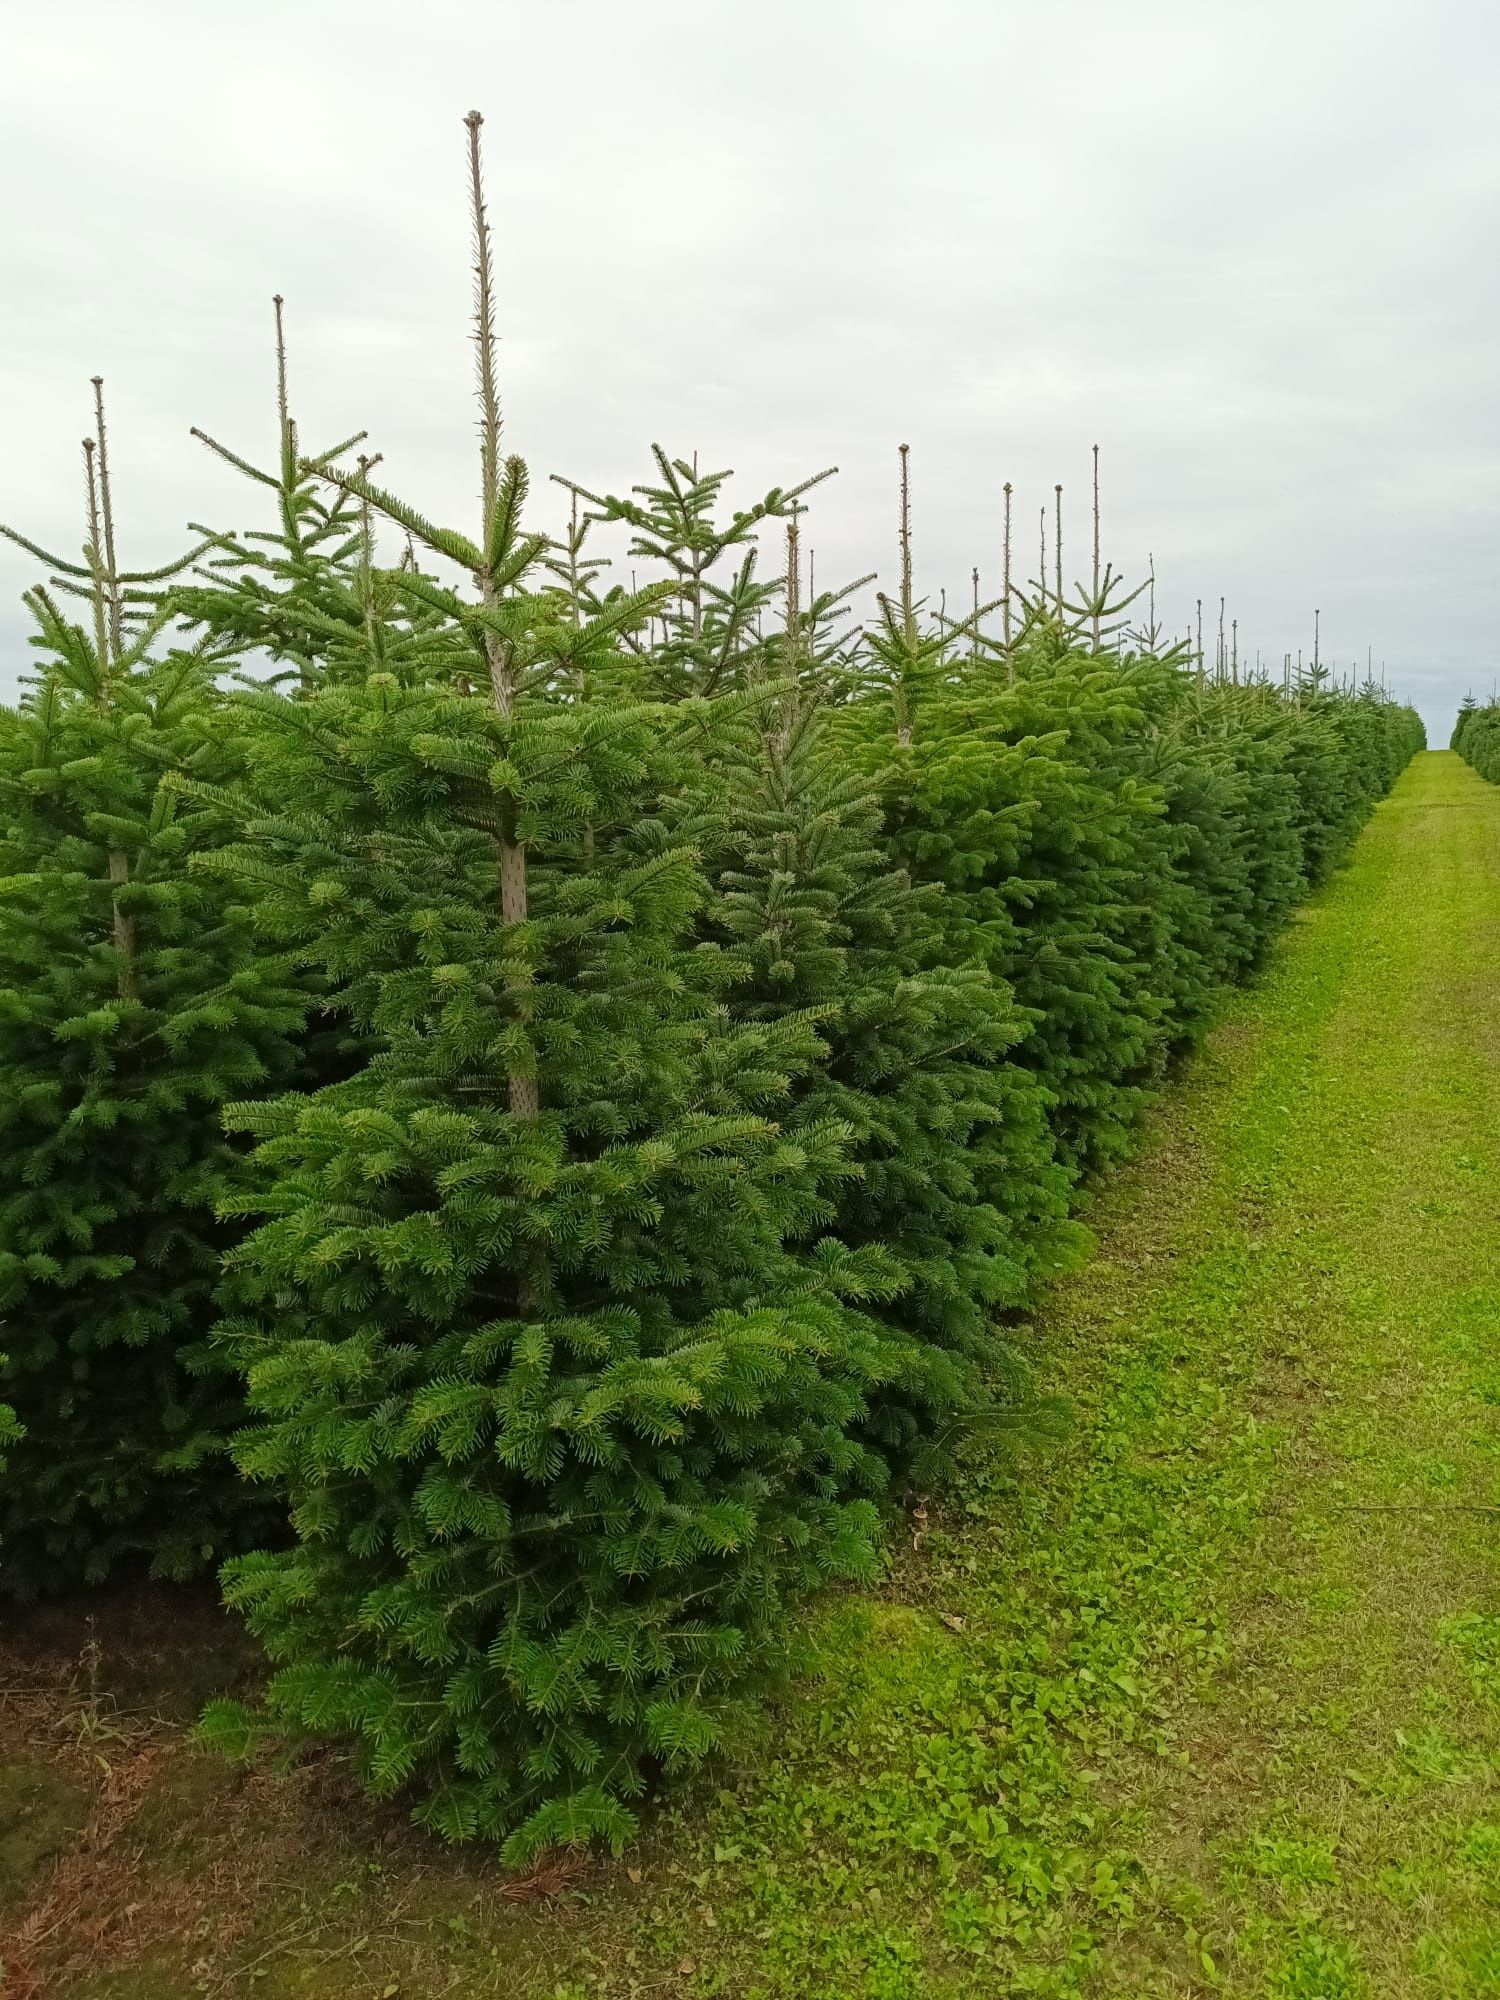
2, 0, 1496, 739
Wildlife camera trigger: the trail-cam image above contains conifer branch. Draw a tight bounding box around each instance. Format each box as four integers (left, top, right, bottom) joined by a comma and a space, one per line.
190, 427, 284, 490
0, 523, 95, 577
310, 461, 483, 574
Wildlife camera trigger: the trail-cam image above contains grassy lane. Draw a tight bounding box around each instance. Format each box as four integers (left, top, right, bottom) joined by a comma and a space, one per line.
510, 744, 1496, 2000
9, 749, 1500, 1998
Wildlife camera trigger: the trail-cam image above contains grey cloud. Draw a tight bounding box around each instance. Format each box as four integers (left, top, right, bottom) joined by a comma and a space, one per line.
3, 0, 1497, 733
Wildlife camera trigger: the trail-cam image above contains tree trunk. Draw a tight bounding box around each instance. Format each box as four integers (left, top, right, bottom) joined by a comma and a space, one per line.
108, 848, 137, 1002
483, 625, 539, 1119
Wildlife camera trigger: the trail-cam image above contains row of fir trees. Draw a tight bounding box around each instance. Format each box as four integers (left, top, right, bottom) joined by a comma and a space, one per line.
0, 115, 1424, 1861
1451, 695, 1500, 782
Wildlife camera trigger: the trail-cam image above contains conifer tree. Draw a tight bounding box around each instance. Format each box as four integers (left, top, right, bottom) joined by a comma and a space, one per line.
836, 523, 1422, 1172
1452, 694, 1500, 783
180, 294, 373, 691
0, 94, 1425, 1832
729, 736, 1069, 1450
562, 458, 1069, 1468
0, 390, 310, 1594
551, 450, 840, 703
1133, 674, 1307, 1018
894, 647, 1174, 1167
832, 495, 1173, 1171
191, 113, 916, 1860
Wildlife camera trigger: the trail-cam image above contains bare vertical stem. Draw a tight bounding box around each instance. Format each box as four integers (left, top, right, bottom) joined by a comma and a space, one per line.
82, 438, 110, 677
356, 452, 378, 652
1039, 506, 1048, 617
780, 515, 801, 758
269, 298, 311, 690
971, 565, 980, 667
690, 448, 704, 644
272, 294, 290, 446
892, 445, 917, 745
91, 378, 124, 662
1091, 445, 1101, 650
1002, 481, 1014, 684
1195, 597, 1204, 688
569, 490, 596, 859
467, 111, 503, 549
784, 515, 801, 670
568, 490, 582, 632
1054, 483, 1063, 622
898, 443, 914, 643
1231, 616, 1238, 687
84, 393, 136, 1000
466, 108, 536, 1120
106, 847, 136, 1001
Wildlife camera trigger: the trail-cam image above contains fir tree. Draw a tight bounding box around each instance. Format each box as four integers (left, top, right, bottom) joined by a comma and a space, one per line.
1453, 694, 1500, 782
836, 530, 1422, 1172
0, 101, 1425, 1837
181, 296, 373, 691
562, 458, 1070, 1470
831, 504, 1174, 1173
551, 449, 841, 704
1132, 673, 1307, 1020
0, 389, 310, 1594
711, 699, 1069, 1470
191, 114, 914, 1860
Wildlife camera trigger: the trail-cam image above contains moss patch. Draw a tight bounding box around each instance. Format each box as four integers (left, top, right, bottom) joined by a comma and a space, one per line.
0, 1760, 89, 1912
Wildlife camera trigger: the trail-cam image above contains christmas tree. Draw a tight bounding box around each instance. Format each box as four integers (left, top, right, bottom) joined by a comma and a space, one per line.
568, 464, 1073, 1465
192, 115, 915, 1859
0, 387, 309, 1594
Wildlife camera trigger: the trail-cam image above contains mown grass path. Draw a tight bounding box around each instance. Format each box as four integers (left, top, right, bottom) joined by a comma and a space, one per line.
499, 746, 1500, 2000
15, 748, 1500, 1997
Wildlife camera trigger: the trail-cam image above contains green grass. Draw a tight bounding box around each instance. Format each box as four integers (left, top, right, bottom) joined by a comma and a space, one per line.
10, 749, 1500, 1998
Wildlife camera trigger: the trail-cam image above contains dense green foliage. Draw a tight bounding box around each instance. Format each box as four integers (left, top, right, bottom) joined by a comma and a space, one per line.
560, 454, 1071, 1452
174, 426, 1417, 1858
0, 1379, 17, 1492
843, 649, 1424, 1172
0, 565, 311, 1597
703, 722, 1069, 1472
1451, 695, 1500, 783
182, 537, 930, 1856
0, 123, 1423, 1855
